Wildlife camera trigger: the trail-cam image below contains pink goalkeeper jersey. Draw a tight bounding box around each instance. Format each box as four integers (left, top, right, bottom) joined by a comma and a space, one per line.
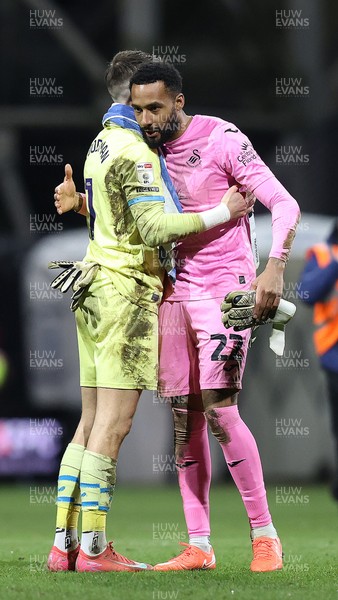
162, 114, 300, 301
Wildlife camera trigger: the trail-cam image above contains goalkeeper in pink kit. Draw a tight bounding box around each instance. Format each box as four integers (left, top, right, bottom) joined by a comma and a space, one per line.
54, 57, 300, 572
130, 62, 300, 572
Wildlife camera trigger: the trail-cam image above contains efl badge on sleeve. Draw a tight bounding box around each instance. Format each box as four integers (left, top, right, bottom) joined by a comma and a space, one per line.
136, 162, 154, 185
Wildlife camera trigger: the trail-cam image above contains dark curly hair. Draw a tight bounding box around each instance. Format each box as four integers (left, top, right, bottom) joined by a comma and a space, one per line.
130, 62, 183, 98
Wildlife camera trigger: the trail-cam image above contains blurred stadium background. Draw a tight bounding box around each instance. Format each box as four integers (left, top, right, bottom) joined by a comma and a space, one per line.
0, 0, 337, 494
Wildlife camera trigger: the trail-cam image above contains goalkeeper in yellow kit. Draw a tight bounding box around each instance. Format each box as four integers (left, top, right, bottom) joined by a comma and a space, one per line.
47, 50, 250, 573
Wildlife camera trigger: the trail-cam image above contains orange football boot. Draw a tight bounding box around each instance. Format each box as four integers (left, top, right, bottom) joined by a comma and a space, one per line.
154, 542, 216, 571
75, 541, 152, 572
47, 545, 80, 571
250, 536, 283, 572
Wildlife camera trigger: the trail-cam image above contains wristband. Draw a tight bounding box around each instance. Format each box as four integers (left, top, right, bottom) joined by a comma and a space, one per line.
199, 204, 231, 230
73, 193, 84, 213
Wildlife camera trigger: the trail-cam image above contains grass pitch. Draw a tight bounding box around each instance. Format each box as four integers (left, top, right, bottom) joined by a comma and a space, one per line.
0, 483, 336, 600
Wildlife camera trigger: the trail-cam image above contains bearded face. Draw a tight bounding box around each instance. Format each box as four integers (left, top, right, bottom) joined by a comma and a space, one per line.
140, 106, 180, 148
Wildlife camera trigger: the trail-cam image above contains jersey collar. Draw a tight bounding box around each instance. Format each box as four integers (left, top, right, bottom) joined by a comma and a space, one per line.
102, 103, 141, 135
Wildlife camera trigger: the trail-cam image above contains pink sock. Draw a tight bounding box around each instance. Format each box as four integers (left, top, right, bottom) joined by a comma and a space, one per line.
173, 408, 211, 537
205, 404, 272, 528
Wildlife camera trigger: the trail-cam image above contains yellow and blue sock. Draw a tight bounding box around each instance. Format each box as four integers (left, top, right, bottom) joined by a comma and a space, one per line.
79, 449, 117, 556
53, 442, 85, 552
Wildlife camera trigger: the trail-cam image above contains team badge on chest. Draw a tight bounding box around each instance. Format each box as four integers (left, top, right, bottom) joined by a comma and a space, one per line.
186, 149, 201, 167
136, 162, 154, 184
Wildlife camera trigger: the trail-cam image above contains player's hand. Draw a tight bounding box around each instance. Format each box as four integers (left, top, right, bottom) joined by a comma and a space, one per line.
250, 258, 285, 321
245, 190, 256, 209
221, 186, 255, 220
54, 164, 78, 214
221, 290, 256, 330
48, 260, 99, 311
221, 290, 296, 357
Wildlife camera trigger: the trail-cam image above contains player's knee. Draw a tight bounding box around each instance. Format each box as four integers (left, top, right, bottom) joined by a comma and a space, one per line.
111, 416, 134, 443
205, 408, 230, 444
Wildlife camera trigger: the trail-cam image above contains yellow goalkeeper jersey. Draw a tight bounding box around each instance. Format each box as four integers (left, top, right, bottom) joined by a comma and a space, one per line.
83, 121, 203, 313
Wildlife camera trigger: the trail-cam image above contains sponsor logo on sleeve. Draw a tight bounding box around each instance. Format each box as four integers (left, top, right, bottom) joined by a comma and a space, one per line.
135, 186, 160, 193
237, 141, 257, 166
136, 162, 154, 184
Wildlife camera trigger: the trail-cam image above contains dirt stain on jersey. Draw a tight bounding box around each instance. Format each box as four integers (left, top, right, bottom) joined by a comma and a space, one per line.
105, 158, 135, 238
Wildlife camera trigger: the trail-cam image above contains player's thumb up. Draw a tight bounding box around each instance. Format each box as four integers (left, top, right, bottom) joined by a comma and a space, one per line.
64, 163, 73, 182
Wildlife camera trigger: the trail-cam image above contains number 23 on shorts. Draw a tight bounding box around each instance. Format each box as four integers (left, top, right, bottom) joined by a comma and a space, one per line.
210, 333, 243, 372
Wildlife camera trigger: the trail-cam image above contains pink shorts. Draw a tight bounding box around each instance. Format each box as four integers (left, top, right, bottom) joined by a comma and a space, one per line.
158, 298, 250, 397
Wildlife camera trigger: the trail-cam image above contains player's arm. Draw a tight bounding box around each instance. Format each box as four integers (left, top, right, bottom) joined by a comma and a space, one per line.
118, 149, 249, 247
129, 186, 248, 247
131, 189, 254, 247
216, 124, 300, 320
54, 164, 88, 217
248, 177, 300, 320
53, 162, 249, 226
